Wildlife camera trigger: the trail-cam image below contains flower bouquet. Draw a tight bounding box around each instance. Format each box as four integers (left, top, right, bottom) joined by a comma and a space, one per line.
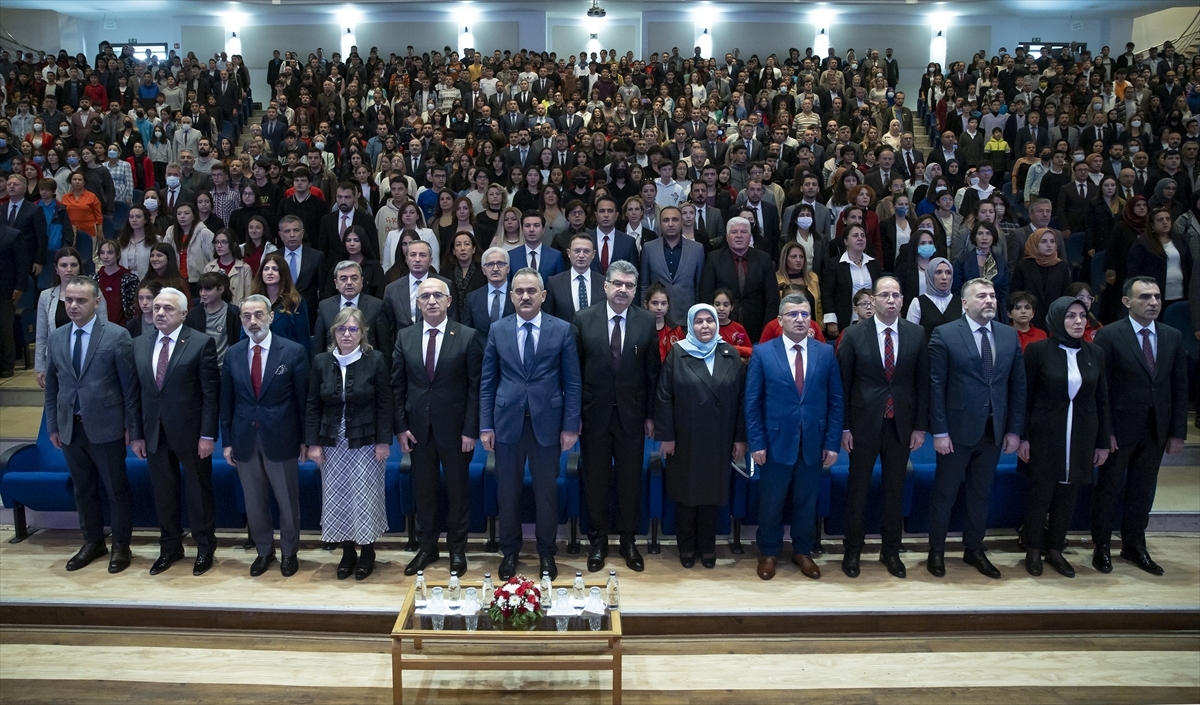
487, 575, 544, 630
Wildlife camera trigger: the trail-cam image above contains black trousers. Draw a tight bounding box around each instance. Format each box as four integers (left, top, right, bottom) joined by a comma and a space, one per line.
1092, 416, 1164, 551
0, 296, 15, 375
410, 432, 472, 555
581, 410, 642, 544
844, 417, 909, 554
146, 426, 217, 556
61, 418, 132, 546
927, 420, 1000, 553
1023, 472, 1080, 552
675, 503, 718, 554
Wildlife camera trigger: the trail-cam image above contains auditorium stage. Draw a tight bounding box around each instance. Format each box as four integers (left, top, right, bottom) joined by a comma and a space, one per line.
2, 528, 1198, 636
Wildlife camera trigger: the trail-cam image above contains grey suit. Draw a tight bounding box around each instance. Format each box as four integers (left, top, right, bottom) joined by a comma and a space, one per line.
694, 205, 725, 246
43, 315, 142, 547
782, 201, 832, 239
639, 237, 706, 323
382, 273, 454, 329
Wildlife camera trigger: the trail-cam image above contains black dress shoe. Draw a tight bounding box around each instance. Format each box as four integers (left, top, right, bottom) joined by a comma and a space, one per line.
586, 542, 609, 573
841, 551, 861, 578
193, 553, 214, 576
619, 542, 644, 572
108, 545, 132, 574
1045, 549, 1075, 578
1120, 547, 1164, 576
962, 549, 1001, 579
149, 551, 185, 576
450, 552, 467, 576
499, 554, 519, 581
280, 554, 299, 577
322, 542, 338, 551
355, 548, 376, 581
679, 551, 696, 568
250, 553, 276, 577
66, 542, 108, 571
700, 553, 716, 569
1092, 545, 1113, 574
539, 554, 558, 581
337, 548, 358, 580
880, 552, 907, 579
927, 550, 945, 577
405, 549, 441, 576
1025, 550, 1043, 576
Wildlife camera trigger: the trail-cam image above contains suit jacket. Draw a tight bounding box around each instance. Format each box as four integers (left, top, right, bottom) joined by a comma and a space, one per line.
392, 319, 483, 446
837, 318, 929, 441
479, 313, 583, 446
499, 111, 527, 134
213, 81, 242, 122
219, 334, 309, 463
702, 140, 729, 165
7, 199, 46, 278
863, 169, 900, 202
311, 294, 394, 356
44, 317, 142, 446
878, 216, 913, 274
133, 325, 219, 454
507, 245, 565, 280
1056, 180, 1098, 233
1016, 124, 1050, 154
557, 113, 585, 137
462, 284, 515, 336
879, 105, 914, 134
1093, 318, 1189, 447
744, 336, 844, 467
544, 269, 605, 324
318, 210, 379, 263
1022, 338, 1111, 484
1080, 124, 1116, 152
305, 349, 393, 448
639, 237, 706, 323
572, 303, 661, 436
699, 247, 779, 341
0, 223, 32, 298
281, 246, 324, 324
382, 272, 455, 330
589, 230, 640, 273
821, 255, 884, 330
928, 317, 1026, 447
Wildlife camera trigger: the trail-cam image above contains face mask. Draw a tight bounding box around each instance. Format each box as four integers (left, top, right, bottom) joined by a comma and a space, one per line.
60, 125, 70, 134
198, 148, 210, 157
796, 215, 813, 229
314, 141, 325, 151
182, 124, 191, 132
154, 130, 163, 137
107, 149, 119, 159
66, 156, 79, 166
1129, 145, 1140, 154
1073, 154, 1085, 162
969, 176, 980, 187
1131, 120, 1142, 128
612, 167, 627, 180
574, 175, 588, 186
166, 175, 181, 188
32, 123, 44, 131
850, 63, 858, 70
895, 205, 909, 218
917, 243, 937, 258
143, 198, 158, 211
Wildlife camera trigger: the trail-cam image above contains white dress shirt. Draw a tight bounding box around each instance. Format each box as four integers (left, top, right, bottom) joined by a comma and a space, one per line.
422, 318, 447, 369
408, 273, 429, 319
153, 324, 183, 368
526, 243, 544, 270
247, 331, 273, 370
1060, 344, 1083, 482
516, 312, 542, 363
69, 315, 98, 370
572, 269, 593, 311
606, 304, 627, 351
782, 333, 809, 383
340, 294, 360, 309
827, 250, 876, 324
966, 316, 993, 357
1130, 318, 1157, 360
873, 316, 898, 365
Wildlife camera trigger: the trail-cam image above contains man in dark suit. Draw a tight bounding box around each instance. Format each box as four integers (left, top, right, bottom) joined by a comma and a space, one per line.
277, 216, 324, 327
862, 148, 899, 201
572, 260, 661, 573
220, 294, 309, 578
688, 182, 726, 248
1056, 160, 1098, 238
1015, 110, 1049, 155
393, 278, 483, 577
0, 217, 32, 378
131, 288, 220, 576
1091, 277, 1190, 575
480, 267, 583, 581
259, 106, 289, 155
500, 101, 527, 135
1080, 111, 1116, 153
266, 50, 283, 88
213, 69, 242, 126
836, 277, 929, 579
557, 104, 584, 139
702, 124, 729, 165
895, 135, 924, 181
318, 183, 380, 264
590, 196, 640, 274
927, 278, 1026, 579
699, 217, 779, 341
312, 261, 394, 354
507, 212, 565, 281
43, 276, 142, 573
383, 240, 453, 330
404, 139, 428, 188
740, 179, 781, 258
745, 294, 844, 580
462, 246, 514, 336
545, 233, 605, 325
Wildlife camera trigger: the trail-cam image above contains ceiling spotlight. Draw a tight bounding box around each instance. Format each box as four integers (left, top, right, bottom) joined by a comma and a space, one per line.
587, 0, 606, 18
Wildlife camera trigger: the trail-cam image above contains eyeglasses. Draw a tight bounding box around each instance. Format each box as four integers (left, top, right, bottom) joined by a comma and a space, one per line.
417, 292, 448, 301
336, 325, 361, 335
873, 292, 903, 301
239, 311, 268, 321
482, 261, 508, 269
606, 280, 636, 290
780, 311, 811, 320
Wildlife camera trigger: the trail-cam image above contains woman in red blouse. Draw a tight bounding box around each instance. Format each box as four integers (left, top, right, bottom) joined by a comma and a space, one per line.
644, 282, 684, 362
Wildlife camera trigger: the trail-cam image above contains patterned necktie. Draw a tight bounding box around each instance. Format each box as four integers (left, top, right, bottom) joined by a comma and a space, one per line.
155, 336, 171, 390
425, 329, 438, 381
251, 344, 263, 397
340, 214, 348, 238
792, 343, 805, 398
610, 315, 623, 371
1141, 329, 1156, 376
522, 321, 535, 374
883, 328, 895, 418
490, 289, 502, 322
979, 326, 993, 383
577, 275, 588, 309
734, 254, 747, 292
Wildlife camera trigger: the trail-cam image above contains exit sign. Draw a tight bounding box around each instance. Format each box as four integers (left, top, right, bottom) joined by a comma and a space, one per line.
1031, 37, 1041, 42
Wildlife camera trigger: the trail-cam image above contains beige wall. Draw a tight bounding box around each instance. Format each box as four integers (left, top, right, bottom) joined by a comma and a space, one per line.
1131, 7, 1199, 51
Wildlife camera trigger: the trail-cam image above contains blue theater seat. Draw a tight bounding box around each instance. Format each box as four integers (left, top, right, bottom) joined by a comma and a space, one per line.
391, 443, 488, 552
482, 444, 578, 553
730, 454, 837, 554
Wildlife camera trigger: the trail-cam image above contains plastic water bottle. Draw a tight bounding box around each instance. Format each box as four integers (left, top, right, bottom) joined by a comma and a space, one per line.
481, 573, 495, 603
606, 570, 620, 609
586, 587, 605, 630
571, 571, 586, 602
413, 570, 428, 602
448, 571, 461, 603
540, 570, 553, 606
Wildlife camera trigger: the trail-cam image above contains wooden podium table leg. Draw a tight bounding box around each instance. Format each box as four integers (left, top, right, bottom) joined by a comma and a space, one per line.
612, 636, 622, 705
392, 638, 403, 705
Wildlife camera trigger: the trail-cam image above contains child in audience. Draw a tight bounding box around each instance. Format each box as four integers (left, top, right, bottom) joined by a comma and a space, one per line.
712, 289, 753, 360
1009, 290, 1047, 350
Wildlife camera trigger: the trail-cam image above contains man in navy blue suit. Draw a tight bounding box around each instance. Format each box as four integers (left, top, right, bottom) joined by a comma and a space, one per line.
220, 295, 310, 578
590, 196, 639, 275
480, 267, 582, 581
463, 246, 514, 336
507, 211, 564, 281
744, 294, 843, 581
927, 277, 1025, 580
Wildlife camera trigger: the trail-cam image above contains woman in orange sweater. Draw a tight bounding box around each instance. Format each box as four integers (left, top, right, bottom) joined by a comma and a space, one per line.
60, 170, 103, 248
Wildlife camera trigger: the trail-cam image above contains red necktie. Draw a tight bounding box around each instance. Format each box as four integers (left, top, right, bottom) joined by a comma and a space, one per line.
251, 344, 263, 397
425, 328, 438, 381
883, 328, 895, 419
793, 343, 805, 399
600, 235, 610, 272
1141, 329, 1155, 376
155, 337, 171, 390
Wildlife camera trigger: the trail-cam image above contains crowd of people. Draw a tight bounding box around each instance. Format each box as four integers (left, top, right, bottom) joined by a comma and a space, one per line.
1, 34, 1197, 584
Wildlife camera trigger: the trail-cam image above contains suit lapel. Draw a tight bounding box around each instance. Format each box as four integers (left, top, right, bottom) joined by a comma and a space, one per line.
1122, 320, 1155, 378
163, 328, 190, 385
257, 342, 285, 398
772, 338, 803, 402
432, 322, 459, 381
956, 319, 982, 370
79, 321, 106, 378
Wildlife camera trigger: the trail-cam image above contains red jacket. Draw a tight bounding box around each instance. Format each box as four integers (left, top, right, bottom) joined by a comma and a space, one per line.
126, 155, 155, 190
84, 83, 108, 109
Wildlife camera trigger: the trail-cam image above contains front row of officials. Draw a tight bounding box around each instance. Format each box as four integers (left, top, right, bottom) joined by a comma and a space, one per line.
43, 220, 1189, 583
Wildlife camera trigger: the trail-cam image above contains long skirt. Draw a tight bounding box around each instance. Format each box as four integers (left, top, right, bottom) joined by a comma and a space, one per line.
321, 420, 388, 544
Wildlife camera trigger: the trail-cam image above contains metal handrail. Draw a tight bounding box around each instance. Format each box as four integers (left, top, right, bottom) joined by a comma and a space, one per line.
1136, 8, 1200, 60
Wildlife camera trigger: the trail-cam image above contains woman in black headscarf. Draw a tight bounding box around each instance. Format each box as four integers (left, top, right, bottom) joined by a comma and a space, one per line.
1017, 296, 1111, 579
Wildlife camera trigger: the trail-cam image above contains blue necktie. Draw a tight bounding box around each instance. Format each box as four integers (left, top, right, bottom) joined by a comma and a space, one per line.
288, 250, 299, 283
522, 321, 535, 375
73, 329, 84, 414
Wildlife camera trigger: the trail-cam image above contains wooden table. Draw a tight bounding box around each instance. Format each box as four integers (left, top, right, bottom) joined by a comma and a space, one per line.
390, 582, 622, 705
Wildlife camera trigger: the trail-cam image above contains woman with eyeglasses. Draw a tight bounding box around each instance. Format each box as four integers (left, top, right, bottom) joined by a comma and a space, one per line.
305, 305, 393, 582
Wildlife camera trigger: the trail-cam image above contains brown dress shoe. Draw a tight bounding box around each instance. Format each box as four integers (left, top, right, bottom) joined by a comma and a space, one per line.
792, 553, 821, 579
756, 556, 777, 580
